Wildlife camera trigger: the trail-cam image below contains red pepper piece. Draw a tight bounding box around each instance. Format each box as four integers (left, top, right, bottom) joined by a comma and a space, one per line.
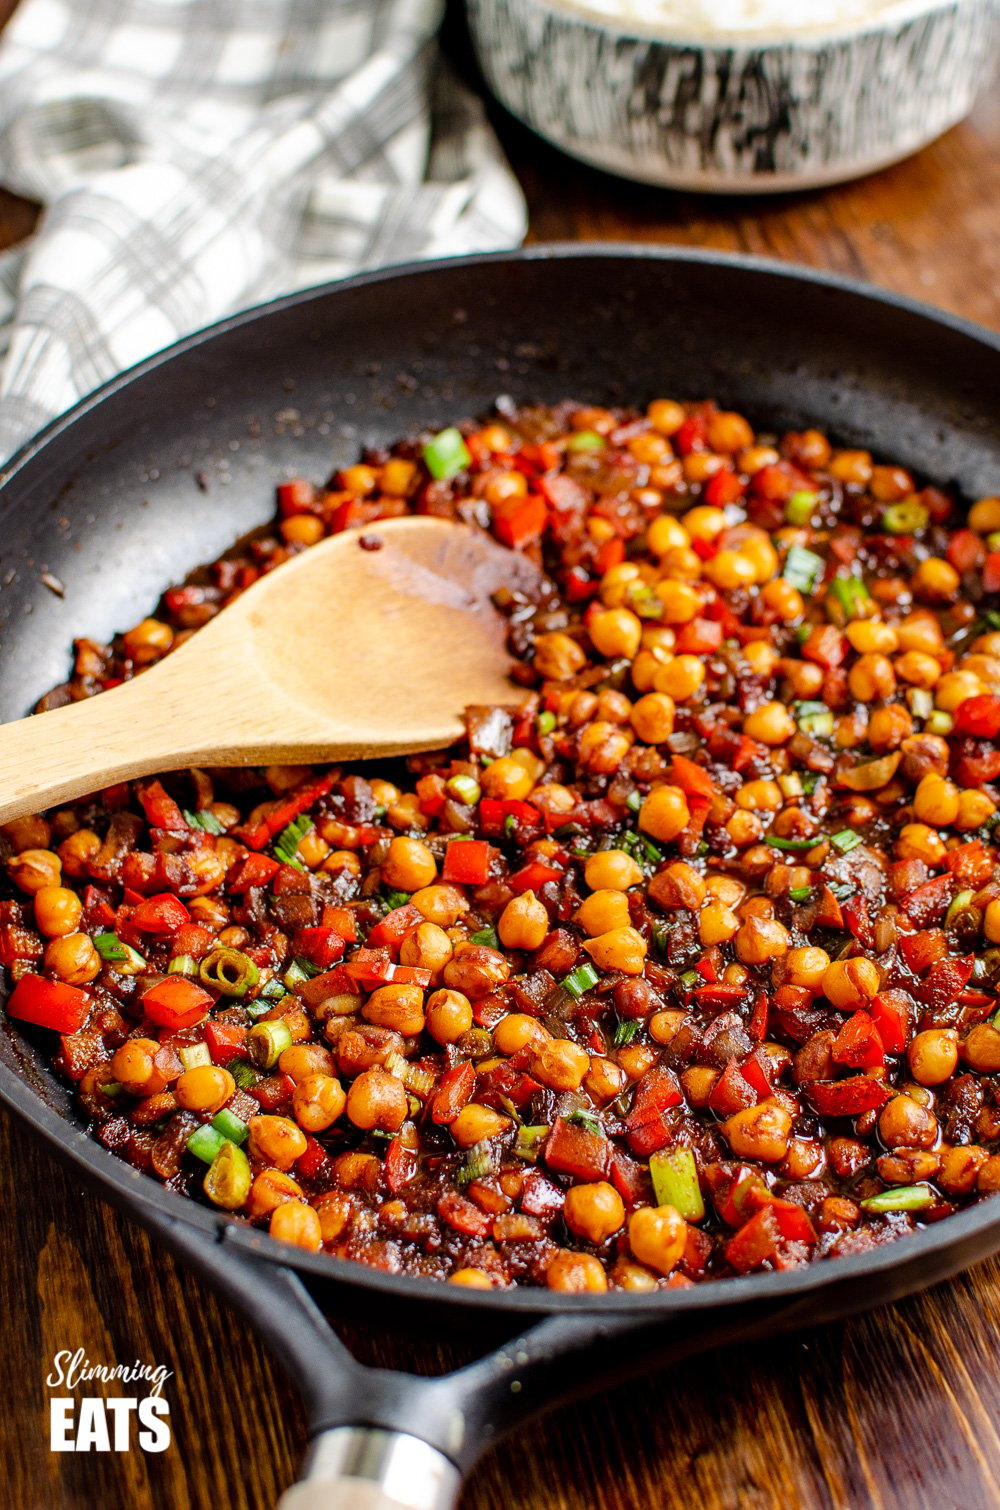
321, 905, 358, 942
544, 1117, 611, 1180
709, 1059, 758, 1117
293, 927, 347, 969
203, 1020, 248, 1065
869, 991, 912, 1056
277, 479, 316, 515
366, 905, 424, 951
695, 955, 718, 983
7, 973, 90, 1033
899, 929, 947, 972
171, 923, 215, 960
805, 1077, 892, 1116
295, 1134, 333, 1182
437, 1191, 493, 1237
441, 840, 493, 887
237, 773, 333, 851
136, 779, 188, 831
667, 753, 717, 800
831, 1011, 885, 1070
725, 1206, 784, 1273
769, 1200, 817, 1246
702, 468, 745, 507
344, 949, 431, 989
520, 1171, 565, 1219
508, 858, 562, 894
229, 853, 282, 893
130, 892, 191, 935
517, 441, 561, 474
747, 991, 769, 1043
624, 1067, 683, 1155
948, 528, 984, 574
942, 841, 994, 889
673, 414, 708, 455
912, 955, 974, 1009
594, 537, 626, 574
984, 552, 1000, 594
693, 984, 748, 1008
741, 1046, 773, 1100
248, 1072, 295, 1111
675, 617, 723, 655
902, 874, 954, 927
953, 694, 1000, 738
430, 1062, 476, 1125
385, 1136, 419, 1194
142, 977, 213, 1030
492, 491, 547, 549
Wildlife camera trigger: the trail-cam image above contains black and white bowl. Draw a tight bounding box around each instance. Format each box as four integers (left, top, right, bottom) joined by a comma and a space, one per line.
466, 0, 1000, 191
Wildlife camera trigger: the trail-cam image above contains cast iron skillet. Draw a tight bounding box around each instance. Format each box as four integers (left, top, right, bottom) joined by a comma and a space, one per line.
2, 247, 1000, 1510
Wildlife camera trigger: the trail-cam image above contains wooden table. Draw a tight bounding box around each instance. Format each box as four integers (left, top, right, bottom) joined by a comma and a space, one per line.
4, 33, 1000, 1510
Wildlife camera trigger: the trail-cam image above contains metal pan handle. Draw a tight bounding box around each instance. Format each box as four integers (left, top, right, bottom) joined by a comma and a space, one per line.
277, 1429, 460, 1510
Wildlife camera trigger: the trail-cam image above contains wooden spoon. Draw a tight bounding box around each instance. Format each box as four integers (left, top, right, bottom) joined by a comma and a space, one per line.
0, 517, 544, 825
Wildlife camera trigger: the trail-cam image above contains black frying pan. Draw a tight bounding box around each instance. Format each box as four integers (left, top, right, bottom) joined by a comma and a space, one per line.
2, 246, 1000, 1510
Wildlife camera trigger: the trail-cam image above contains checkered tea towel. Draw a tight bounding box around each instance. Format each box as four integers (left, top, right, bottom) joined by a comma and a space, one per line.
0, 0, 527, 465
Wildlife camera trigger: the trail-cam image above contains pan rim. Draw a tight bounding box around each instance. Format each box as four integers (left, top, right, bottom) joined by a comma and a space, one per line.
2, 241, 1000, 1317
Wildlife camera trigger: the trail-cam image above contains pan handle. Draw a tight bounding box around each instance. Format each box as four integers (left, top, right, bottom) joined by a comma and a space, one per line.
276, 1428, 460, 1510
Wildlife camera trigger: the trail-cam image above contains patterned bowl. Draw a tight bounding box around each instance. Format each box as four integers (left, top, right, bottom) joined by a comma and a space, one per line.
466, 0, 1000, 191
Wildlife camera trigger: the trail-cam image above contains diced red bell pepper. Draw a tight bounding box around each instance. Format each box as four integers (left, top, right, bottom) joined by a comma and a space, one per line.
667, 754, 717, 800
805, 1076, 892, 1117
695, 956, 719, 983
171, 923, 215, 960
441, 840, 493, 887
237, 773, 333, 851
492, 491, 547, 549
943, 841, 994, 888
953, 694, 1000, 738
430, 1062, 476, 1125
747, 991, 769, 1043
725, 1206, 783, 1273
479, 798, 542, 836
130, 892, 191, 936
899, 929, 947, 972
437, 1191, 493, 1237
913, 955, 974, 1009
741, 1046, 773, 1100
948, 528, 984, 574
142, 977, 213, 1030
801, 625, 847, 668
769, 1199, 817, 1246
703, 468, 745, 507
508, 858, 562, 894
594, 537, 626, 574
6, 973, 90, 1033
296, 1134, 333, 1182
709, 1059, 759, 1117
517, 441, 561, 475
248, 1072, 295, 1111
204, 1020, 248, 1065
366, 905, 424, 951
984, 552, 1000, 594
625, 1067, 683, 1155
564, 566, 597, 602
416, 772, 447, 816
321, 905, 358, 942
476, 1061, 541, 1110
520, 1170, 565, 1218
693, 984, 748, 1008
611, 1150, 651, 1208
675, 618, 723, 655
869, 991, 912, 1056
831, 1011, 885, 1070
710, 1164, 770, 1227
384, 1135, 419, 1193
953, 743, 1000, 786
277, 478, 316, 515
842, 895, 874, 950
229, 853, 282, 893
293, 927, 346, 969
344, 949, 431, 988
751, 463, 795, 501
544, 1117, 611, 1180
902, 874, 954, 928
673, 414, 708, 455
136, 779, 187, 831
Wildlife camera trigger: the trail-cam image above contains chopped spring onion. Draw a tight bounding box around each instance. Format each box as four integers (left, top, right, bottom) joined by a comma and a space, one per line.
566, 1109, 604, 1136
799, 709, 835, 738
178, 1042, 213, 1071
828, 574, 874, 621
259, 976, 288, 1002
93, 932, 146, 972
184, 807, 226, 835
504, 814, 517, 838
211, 1107, 249, 1145
830, 829, 863, 854
777, 773, 804, 799
783, 544, 825, 594
423, 427, 471, 480
860, 1184, 936, 1214
248, 1018, 293, 1069
101, 1081, 123, 1099
199, 946, 260, 998
788, 886, 813, 903
785, 490, 819, 526
273, 813, 313, 869
626, 790, 643, 813
469, 926, 499, 949
565, 430, 606, 452
536, 710, 557, 736
800, 771, 822, 795
679, 968, 699, 989
403, 1062, 436, 1098
458, 1138, 502, 1185
945, 890, 976, 926
764, 835, 817, 851
446, 774, 481, 805
168, 954, 197, 976
614, 1018, 640, 1047
203, 1140, 251, 1210
561, 962, 599, 999
907, 688, 934, 720
926, 710, 954, 736
186, 1123, 228, 1164
514, 1124, 549, 1162
284, 957, 322, 988
649, 1148, 705, 1223
246, 997, 280, 1020
381, 889, 412, 912
229, 1059, 261, 1091
882, 500, 929, 535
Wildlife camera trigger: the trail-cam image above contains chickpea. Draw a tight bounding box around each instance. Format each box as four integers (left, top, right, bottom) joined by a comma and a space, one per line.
722, 1100, 793, 1163
705, 550, 756, 591
410, 884, 468, 927
655, 580, 701, 625
585, 1057, 628, 1103
57, 828, 100, 878
269, 1201, 322, 1251
968, 496, 1000, 533
381, 836, 436, 892
848, 654, 896, 702
629, 692, 676, 744
734, 916, 789, 965
8, 848, 62, 895
44, 932, 100, 984
628, 1205, 687, 1276
278, 1043, 336, 1083
123, 616, 174, 663
653, 655, 705, 702
978, 1158, 1000, 1194
822, 957, 880, 1010
175, 1065, 236, 1114
498, 891, 549, 951
659, 545, 703, 582
531, 1038, 591, 1091
443, 944, 511, 999
647, 399, 686, 436
546, 1251, 608, 1292
736, 780, 783, 813
961, 1022, 1000, 1073
346, 1068, 408, 1133
248, 1115, 308, 1171
830, 449, 873, 485
575, 889, 631, 937
707, 874, 747, 906
784, 946, 831, 991
868, 705, 913, 751
911, 557, 959, 602
894, 651, 941, 689
681, 1066, 720, 1107
647, 515, 690, 557
247, 1170, 305, 1221
743, 701, 795, 746
649, 1009, 687, 1045
363, 984, 426, 1037
449, 1104, 511, 1148
935, 670, 985, 711
744, 641, 781, 678
2, 815, 51, 850
845, 621, 898, 655
639, 785, 690, 844
878, 1094, 938, 1150
588, 608, 643, 661
399, 922, 453, 976
293, 1074, 347, 1132
895, 823, 946, 865
577, 721, 634, 775
480, 755, 538, 802
33, 885, 82, 938
449, 1268, 495, 1289
938, 1145, 988, 1197
682, 505, 727, 542
111, 1038, 169, 1097
493, 1013, 549, 1056
907, 1030, 959, 1086
913, 773, 960, 827
534, 632, 586, 681
425, 988, 474, 1046
699, 903, 740, 946
583, 926, 648, 975
707, 410, 754, 453
956, 790, 997, 831
584, 849, 643, 891
564, 1182, 626, 1245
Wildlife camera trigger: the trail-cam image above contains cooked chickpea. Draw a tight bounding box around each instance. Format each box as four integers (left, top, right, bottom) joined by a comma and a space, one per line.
722, 1100, 793, 1163
699, 902, 740, 946
911, 557, 959, 601
845, 621, 898, 655
8, 848, 62, 895
269, 1201, 322, 1251
583, 926, 648, 975
493, 1013, 549, 1056
292, 1073, 347, 1132
784, 946, 831, 991
647, 515, 690, 556
248, 1115, 308, 1170
175, 1065, 236, 1113
961, 1022, 1000, 1073
938, 1146, 989, 1197
531, 1038, 591, 1091
111, 1038, 169, 1097
57, 828, 100, 878
957, 789, 997, 831
584, 849, 643, 891
44, 933, 101, 984
736, 780, 783, 813
655, 580, 701, 624
380, 836, 436, 892
425, 988, 474, 1046
346, 1068, 408, 1133
629, 692, 676, 744
498, 891, 549, 951
868, 705, 913, 751
443, 944, 511, 999
822, 957, 880, 1009
705, 549, 757, 591
545, 1251, 608, 1292
585, 1057, 628, 1102
734, 916, 789, 965
534, 632, 586, 680
449, 1103, 511, 1148
907, 1030, 959, 1086
653, 655, 705, 703
639, 785, 690, 844
399, 922, 453, 975
575, 888, 631, 937
247, 1170, 305, 1221
363, 984, 426, 1037
278, 1044, 336, 1083
480, 755, 538, 802
410, 884, 468, 926
449, 1268, 494, 1289
743, 701, 796, 746
848, 654, 896, 702
589, 607, 643, 661
564, 1182, 626, 1245
628, 1204, 687, 1275
895, 823, 946, 865
33, 885, 82, 938
935, 670, 985, 712
878, 1094, 938, 1150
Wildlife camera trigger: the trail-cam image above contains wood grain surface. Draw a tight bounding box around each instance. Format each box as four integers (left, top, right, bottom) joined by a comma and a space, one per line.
2, 10, 1000, 1507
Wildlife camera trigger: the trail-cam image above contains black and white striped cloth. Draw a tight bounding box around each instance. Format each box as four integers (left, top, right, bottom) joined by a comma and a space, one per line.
0, 0, 527, 463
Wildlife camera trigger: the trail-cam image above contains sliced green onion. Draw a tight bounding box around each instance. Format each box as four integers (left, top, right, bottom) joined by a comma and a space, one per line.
679, 968, 699, 989
783, 544, 825, 594
199, 947, 260, 998
229, 1059, 261, 1091
785, 490, 819, 526
186, 1124, 228, 1164
513, 1124, 549, 1162
882, 501, 929, 535
926, 710, 954, 735
458, 1138, 502, 1185
373, 804, 387, 821
830, 829, 862, 854
178, 1042, 212, 1071
945, 890, 975, 926
423, 427, 471, 480
649, 1148, 705, 1223
788, 886, 813, 903
168, 954, 197, 976
613, 1018, 640, 1047
860, 1184, 936, 1214
203, 1140, 251, 1210
93, 931, 146, 972
566, 1109, 604, 1136
800, 771, 822, 795
560, 962, 599, 999
536, 710, 557, 736
211, 1108, 250, 1146
626, 790, 643, 813
381, 889, 412, 912
258, 978, 288, 1006
828, 574, 874, 622
184, 807, 226, 835
907, 688, 934, 720
798, 709, 835, 738
777, 773, 804, 799
764, 835, 818, 851
565, 430, 606, 453
469, 926, 499, 949
504, 814, 517, 839
446, 774, 481, 805
248, 1019, 293, 1069
273, 813, 313, 869
284, 957, 321, 988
